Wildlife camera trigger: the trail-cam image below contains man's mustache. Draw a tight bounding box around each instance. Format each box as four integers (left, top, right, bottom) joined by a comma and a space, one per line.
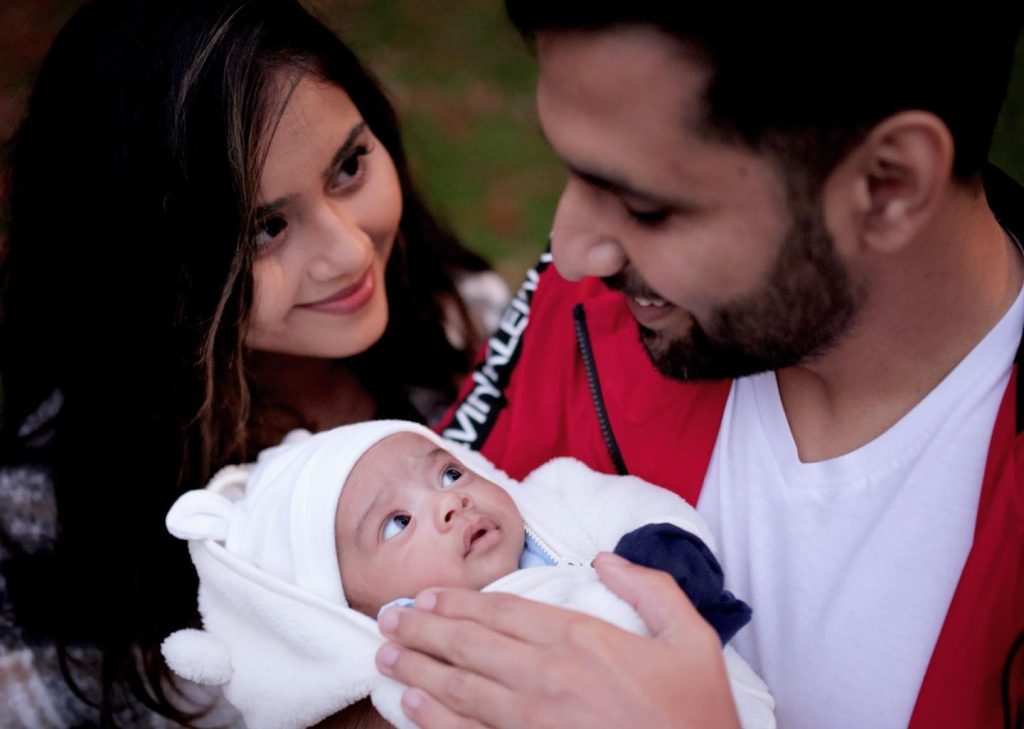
603, 270, 662, 300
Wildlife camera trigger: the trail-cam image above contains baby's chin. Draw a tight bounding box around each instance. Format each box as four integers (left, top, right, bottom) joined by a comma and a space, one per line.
348, 596, 378, 619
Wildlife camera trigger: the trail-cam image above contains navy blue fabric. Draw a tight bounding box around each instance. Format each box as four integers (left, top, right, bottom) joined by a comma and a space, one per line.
614, 523, 752, 645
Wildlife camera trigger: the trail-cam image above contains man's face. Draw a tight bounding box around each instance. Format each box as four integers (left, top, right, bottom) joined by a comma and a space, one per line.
536, 26, 861, 379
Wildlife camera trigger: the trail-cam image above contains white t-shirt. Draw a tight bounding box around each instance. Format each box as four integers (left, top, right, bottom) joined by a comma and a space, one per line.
697, 285, 1024, 729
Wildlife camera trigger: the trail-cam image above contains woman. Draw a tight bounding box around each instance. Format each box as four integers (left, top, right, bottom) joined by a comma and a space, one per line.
0, 0, 498, 725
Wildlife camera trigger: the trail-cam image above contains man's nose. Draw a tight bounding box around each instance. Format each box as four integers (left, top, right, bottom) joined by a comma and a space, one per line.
550, 178, 628, 281
435, 490, 472, 531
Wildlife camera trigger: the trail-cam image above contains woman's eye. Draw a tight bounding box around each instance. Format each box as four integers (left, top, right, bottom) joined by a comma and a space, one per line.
254, 215, 287, 248
382, 513, 410, 541
441, 466, 463, 488
333, 145, 370, 188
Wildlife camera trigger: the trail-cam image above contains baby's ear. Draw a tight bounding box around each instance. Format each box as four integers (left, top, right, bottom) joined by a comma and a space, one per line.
161, 628, 233, 686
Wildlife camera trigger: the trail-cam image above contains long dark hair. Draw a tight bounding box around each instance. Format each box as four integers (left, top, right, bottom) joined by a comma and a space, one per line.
0, 0, 485, 723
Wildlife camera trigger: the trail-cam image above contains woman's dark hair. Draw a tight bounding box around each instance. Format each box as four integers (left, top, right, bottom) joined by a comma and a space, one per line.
505, 2, 1024, 187
0, 0, 485, 723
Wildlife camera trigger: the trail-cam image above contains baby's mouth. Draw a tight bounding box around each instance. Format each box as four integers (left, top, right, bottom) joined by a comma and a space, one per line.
463, 517, 498, 556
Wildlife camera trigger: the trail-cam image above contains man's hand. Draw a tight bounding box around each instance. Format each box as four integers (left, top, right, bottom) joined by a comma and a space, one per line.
375, 552, 740, 728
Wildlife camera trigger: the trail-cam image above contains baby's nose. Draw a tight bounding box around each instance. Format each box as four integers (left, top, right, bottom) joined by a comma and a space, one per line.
438, 491, 472, 529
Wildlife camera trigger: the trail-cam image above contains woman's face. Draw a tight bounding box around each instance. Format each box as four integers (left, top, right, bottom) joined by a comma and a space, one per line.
245, 74, 402, 358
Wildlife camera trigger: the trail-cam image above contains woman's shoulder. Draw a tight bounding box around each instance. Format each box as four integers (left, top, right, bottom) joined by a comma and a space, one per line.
444, 269, 511, 351
0, 393, 96, 727
0, 390, 62, 555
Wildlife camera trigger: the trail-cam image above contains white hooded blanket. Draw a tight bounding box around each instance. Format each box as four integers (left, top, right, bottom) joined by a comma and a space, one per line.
163, 423, 774, 728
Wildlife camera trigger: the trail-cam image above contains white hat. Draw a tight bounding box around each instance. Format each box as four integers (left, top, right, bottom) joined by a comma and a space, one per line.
167, 419, 449, 606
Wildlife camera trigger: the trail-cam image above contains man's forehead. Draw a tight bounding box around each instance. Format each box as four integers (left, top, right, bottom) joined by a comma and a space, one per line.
535, 25, 709, 116
534, 26, 760, 207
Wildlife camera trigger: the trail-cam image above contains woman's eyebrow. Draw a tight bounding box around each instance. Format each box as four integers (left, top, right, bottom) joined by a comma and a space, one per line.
322, 121, 367, 184
255, 121, 368, 219
255, 194, 294, 221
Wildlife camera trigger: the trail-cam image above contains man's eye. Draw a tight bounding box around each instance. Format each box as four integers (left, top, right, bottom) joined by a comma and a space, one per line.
441, 466, 462, 488
626, 206, 669, 226
382, 513, 410, 541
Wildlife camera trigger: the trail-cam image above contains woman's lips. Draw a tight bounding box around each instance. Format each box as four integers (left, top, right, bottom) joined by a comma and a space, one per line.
297, 268, 375, 315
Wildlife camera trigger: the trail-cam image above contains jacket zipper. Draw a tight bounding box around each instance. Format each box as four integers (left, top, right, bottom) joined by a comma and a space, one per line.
572, 304, 628, 475
523, 522, 582, 567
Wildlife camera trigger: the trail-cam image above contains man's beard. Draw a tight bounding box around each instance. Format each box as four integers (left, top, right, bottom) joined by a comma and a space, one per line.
610, 197, 863, 381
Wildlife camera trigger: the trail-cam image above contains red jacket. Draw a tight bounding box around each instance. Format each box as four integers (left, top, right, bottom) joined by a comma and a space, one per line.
440, 171, 1024, 728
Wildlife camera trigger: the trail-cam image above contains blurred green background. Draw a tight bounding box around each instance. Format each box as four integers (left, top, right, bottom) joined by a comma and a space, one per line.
2, 0, 1023, 287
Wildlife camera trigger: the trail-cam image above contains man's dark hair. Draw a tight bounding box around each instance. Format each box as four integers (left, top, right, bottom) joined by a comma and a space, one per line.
506, 3, 1024, 185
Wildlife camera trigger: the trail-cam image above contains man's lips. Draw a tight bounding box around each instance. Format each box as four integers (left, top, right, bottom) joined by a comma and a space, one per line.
623, 290, 678, 329
297, 267, 374, 314
463, 517, 500, 556
604, 273, 678, 327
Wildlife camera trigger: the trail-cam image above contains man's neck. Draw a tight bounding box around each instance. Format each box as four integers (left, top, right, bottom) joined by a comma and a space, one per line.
776, 191, 1023, 462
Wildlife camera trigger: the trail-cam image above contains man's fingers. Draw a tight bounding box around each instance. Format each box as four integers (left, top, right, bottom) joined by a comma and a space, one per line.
413, 587, 579, 644
377, 604, 542, 687
399, 689, 491, 729
378, 577, 740, 729
376, 640, 527, 728
594, 551, 712, 642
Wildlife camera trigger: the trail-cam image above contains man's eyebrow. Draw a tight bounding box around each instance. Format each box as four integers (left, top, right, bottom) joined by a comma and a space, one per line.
322, 121, 367, 185
566, 162, 675, 207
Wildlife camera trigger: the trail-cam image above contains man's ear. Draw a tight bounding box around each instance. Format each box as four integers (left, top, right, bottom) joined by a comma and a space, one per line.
824, 111, 954, 256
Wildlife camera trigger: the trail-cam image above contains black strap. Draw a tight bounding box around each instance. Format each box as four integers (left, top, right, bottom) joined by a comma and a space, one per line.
1003, 630, 1024, 729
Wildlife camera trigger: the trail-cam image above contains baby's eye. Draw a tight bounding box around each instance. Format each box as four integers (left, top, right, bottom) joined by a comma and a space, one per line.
441, 466, 462, 488
382, 513, 410, 541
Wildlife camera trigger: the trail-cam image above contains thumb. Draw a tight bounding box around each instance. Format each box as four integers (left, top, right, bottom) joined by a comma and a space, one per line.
594, 551, 707, 642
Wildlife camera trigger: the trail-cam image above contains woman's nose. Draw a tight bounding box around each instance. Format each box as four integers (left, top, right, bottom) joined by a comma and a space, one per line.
435, 490, 472, 531
307, 202, 373, 282
550, 178, 628, 281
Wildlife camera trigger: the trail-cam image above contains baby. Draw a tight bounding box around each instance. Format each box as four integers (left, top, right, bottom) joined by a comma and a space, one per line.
164, 420, 774, 729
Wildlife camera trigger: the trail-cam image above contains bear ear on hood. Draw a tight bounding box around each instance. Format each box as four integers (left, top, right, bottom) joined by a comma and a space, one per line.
165, 467, 250, 542
162, 628, 233, 686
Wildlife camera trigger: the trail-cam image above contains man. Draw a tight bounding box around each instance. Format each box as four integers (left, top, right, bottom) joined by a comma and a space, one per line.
374, 6, 1024, 728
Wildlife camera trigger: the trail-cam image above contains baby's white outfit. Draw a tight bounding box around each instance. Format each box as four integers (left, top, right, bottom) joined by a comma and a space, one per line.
164, 420, 774, 728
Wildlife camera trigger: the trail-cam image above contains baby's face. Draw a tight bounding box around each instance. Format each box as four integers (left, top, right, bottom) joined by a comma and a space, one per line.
335, 433, 525, 615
